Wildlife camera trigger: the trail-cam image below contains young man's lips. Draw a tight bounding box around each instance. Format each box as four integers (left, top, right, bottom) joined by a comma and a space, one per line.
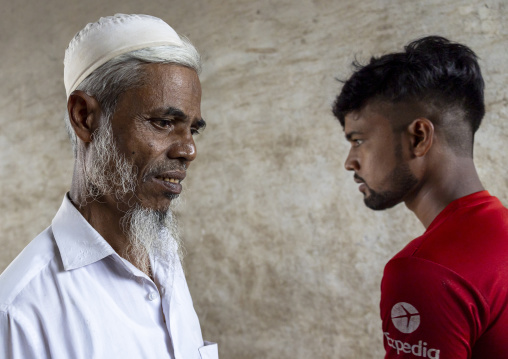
353, 174, 366, 192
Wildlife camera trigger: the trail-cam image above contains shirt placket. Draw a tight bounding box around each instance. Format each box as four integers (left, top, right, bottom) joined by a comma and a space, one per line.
150, 254, 176, 347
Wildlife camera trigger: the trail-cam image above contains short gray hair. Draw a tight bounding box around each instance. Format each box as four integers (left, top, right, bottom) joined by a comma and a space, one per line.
64, 39, 201, 156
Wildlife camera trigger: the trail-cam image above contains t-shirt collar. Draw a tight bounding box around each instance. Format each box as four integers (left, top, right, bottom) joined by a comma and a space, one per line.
425, 190, 491, 233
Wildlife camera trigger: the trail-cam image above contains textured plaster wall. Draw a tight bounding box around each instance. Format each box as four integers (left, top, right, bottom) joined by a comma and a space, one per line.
1, 0, 507, 358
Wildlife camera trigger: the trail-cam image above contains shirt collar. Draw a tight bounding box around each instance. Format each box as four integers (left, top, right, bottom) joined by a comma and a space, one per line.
52, 194, 117, 271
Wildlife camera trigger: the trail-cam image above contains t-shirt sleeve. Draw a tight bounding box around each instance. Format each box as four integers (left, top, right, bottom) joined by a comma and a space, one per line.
380, 257, 489, 359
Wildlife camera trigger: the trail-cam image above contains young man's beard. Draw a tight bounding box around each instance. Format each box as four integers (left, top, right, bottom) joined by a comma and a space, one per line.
363, 142, 418, 211
83, 118, 183, 272
363, 161, 417, 210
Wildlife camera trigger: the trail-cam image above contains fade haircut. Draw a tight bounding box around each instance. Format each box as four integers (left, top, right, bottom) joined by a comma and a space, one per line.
64, 41, 201, 157
333, 36, 485, 155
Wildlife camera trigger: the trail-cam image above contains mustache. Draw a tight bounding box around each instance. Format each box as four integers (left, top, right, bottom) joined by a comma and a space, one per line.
354, 173, 366, 183
142, 162, 187, 181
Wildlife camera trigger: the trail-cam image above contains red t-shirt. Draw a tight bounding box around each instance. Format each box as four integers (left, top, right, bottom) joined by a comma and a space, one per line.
381, 191, 508, 358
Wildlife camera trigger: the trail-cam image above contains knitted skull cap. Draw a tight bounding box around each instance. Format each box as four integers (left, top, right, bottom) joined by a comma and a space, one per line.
64, 14, 183, 97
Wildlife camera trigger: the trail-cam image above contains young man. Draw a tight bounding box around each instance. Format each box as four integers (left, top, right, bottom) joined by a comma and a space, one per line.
0, 14, 217, 358
333, 36, 508, 358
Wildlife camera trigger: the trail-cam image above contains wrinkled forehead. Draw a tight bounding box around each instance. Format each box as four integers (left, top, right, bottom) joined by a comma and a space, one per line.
141, 63, 201, 91
140, 64, 201, 108
113, 64, 202, 120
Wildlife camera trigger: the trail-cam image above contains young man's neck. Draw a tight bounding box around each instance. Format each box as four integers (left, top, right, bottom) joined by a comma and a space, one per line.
405, 156, 484, 228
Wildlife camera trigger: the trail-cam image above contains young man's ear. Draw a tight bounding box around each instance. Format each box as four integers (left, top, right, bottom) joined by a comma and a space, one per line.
407, 118, 434, 157
67, 90, 101, 143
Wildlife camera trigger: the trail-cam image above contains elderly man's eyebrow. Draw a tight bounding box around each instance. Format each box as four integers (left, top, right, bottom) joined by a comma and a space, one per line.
196, 118, 206, 130
159, 107, 206, 130
161, 107, 187, 118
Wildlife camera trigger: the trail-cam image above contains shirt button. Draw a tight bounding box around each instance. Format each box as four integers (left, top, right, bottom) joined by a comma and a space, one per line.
148, 291, 158, 301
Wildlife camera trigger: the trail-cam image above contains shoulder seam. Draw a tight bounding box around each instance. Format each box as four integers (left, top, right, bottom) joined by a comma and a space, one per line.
387, 256, 491, 310
0, 229, 58, 307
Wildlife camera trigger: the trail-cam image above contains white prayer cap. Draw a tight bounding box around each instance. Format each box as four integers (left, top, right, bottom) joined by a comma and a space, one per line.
64, 14, 184, 98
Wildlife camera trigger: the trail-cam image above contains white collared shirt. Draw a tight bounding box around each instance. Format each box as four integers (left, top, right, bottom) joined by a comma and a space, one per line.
0, 195, 218, 359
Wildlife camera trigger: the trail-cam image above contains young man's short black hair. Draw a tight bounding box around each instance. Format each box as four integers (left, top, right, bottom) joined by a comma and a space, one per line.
333, 36, 485, 136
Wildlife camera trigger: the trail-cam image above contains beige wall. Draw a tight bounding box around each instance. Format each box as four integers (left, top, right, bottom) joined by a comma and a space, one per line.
1, 0, 507, 357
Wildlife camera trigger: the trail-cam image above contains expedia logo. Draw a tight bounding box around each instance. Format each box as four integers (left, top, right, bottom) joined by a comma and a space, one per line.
391, 302, 420, 334
384, 333, 440, 359
387, 303, 440, 358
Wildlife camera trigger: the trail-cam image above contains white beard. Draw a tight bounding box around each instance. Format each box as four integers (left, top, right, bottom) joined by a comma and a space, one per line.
121, 204, 183, 274
83, 119, 183, 271
83, 118, 137, 201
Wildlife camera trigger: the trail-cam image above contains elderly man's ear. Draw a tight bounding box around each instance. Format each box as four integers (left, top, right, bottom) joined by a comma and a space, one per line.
67, 90, 102, 143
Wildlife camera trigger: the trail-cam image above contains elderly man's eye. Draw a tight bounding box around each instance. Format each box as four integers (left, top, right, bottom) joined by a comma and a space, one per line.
191, 119, 206, 136
151, 119, 173, 129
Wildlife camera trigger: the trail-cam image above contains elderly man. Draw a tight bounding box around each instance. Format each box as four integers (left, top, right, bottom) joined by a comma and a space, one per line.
0, 14, 217, 359
334, 36, 508, 357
